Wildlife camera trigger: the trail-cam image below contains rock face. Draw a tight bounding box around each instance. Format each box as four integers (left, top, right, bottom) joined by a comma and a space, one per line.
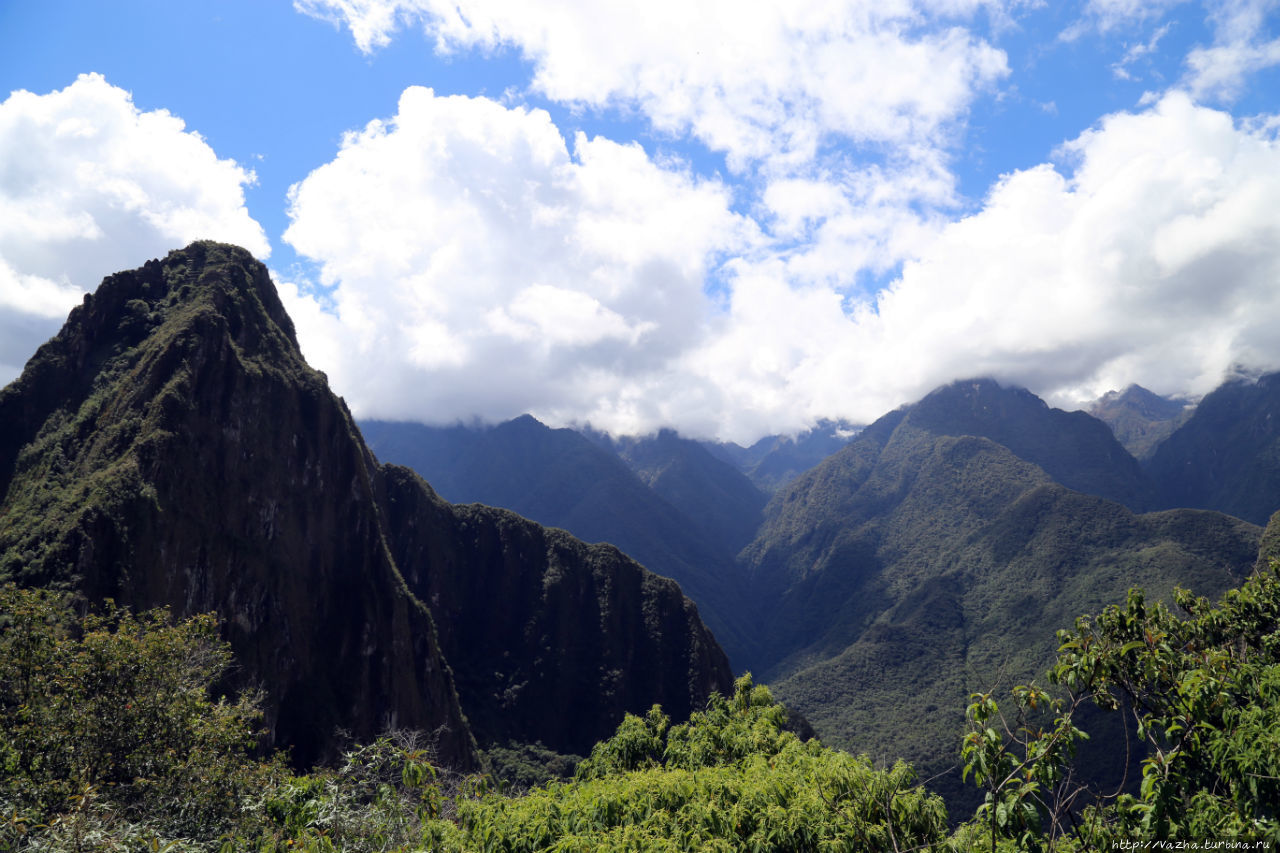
380, 465, 728, 755
0, 242, 732, 766
1146, 372, 1280, 525
361, 416, 756, 668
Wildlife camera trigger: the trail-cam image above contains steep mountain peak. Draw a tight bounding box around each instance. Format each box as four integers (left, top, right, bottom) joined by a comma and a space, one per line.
2, 243, 732, 770
0, 242, 308, 507
503, 413, 545, 430
1087, 384, 1193, 461
903, 377, 1153, 510
69, 241, 295, 355
0, 242, 474, 766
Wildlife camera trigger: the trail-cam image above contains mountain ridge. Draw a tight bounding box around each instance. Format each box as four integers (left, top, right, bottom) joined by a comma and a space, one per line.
361, 415, 758, 666
735, 380, 1261, 808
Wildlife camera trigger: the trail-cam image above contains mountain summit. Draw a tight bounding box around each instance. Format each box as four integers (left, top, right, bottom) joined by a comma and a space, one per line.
0, 242, 731, 766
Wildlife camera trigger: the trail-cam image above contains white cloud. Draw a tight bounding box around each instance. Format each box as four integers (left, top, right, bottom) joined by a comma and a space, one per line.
0, 74, 268, 383
697, 91, 1280, 427
1073, 0, 1280, 99
1185, 0, 1280, 99
281, 87, 756, 433
283, 87, 1280, 442
294, 0, 1009, 173
1077, 0, 1190, 34
1112, 22, 1173, 78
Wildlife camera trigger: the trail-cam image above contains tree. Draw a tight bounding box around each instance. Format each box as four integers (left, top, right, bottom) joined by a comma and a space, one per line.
0, 585, 277, 847
960, 563, 1280, 847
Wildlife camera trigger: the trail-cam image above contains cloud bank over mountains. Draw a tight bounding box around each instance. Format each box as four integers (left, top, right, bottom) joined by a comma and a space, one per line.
3, 3, 1279, 441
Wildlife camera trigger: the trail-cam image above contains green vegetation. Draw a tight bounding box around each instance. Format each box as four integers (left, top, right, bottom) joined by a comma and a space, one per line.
5, 561, 1278, 850
957, 560, 1280, 848
746, 415, 1259, 808
0, 585, 278, 848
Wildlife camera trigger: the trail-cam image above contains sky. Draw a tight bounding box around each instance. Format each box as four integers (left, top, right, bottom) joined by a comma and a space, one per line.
2, 1, 1279, 443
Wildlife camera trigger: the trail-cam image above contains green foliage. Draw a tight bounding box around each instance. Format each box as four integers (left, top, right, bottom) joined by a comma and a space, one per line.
258, 732, 463, 852
0, 584, 279, 849
960, 686, 1088, 852
1053, 565, 1280, 841
480, 742, 580, 791
959, 563, 1280, 847
456, 675, 952, 852
6, 562, 1280, 851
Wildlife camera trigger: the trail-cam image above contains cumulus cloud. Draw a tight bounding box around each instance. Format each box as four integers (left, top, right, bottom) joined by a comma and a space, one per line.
689, 92, 1280, 432
280, 87, 756, 433
294, 0, 1009, 173
281, 86, 1280, 441
0, 74, 268, 383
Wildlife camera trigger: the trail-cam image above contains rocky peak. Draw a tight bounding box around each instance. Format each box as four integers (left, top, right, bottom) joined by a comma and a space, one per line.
1, 241, 732, 769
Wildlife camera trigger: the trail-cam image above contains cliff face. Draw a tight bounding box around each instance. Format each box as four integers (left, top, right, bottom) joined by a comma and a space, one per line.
361, 415, 756, 669
0, 242, 731, 767
380, 465, 732, 755
0, 243, 475, 768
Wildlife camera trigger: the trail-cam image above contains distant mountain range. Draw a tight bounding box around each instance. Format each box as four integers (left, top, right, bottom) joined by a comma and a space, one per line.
366, 376, 1280, 810
0, 243, 732, 768
700, 419, 861, 493
9, 242, 1280, 817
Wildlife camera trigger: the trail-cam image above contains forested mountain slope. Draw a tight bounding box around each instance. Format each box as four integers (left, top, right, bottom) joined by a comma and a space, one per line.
1147, 371, 1280, 525
739, 380, 1261, 807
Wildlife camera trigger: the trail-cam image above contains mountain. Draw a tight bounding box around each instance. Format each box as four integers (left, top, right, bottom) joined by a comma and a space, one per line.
601, 428, 767, 557
1087, 384, 1193, 460
381, 465, 728, 755
1146, 371, 1280, 525
361, 417, 757, 666
905, 379, 1156, 510
0, 242, 732, 766
737, 380, 1261, 807
704, 419, 860, 493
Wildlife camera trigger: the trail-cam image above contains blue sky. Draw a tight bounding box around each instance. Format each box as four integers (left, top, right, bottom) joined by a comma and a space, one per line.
3, 1, 1280, 441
